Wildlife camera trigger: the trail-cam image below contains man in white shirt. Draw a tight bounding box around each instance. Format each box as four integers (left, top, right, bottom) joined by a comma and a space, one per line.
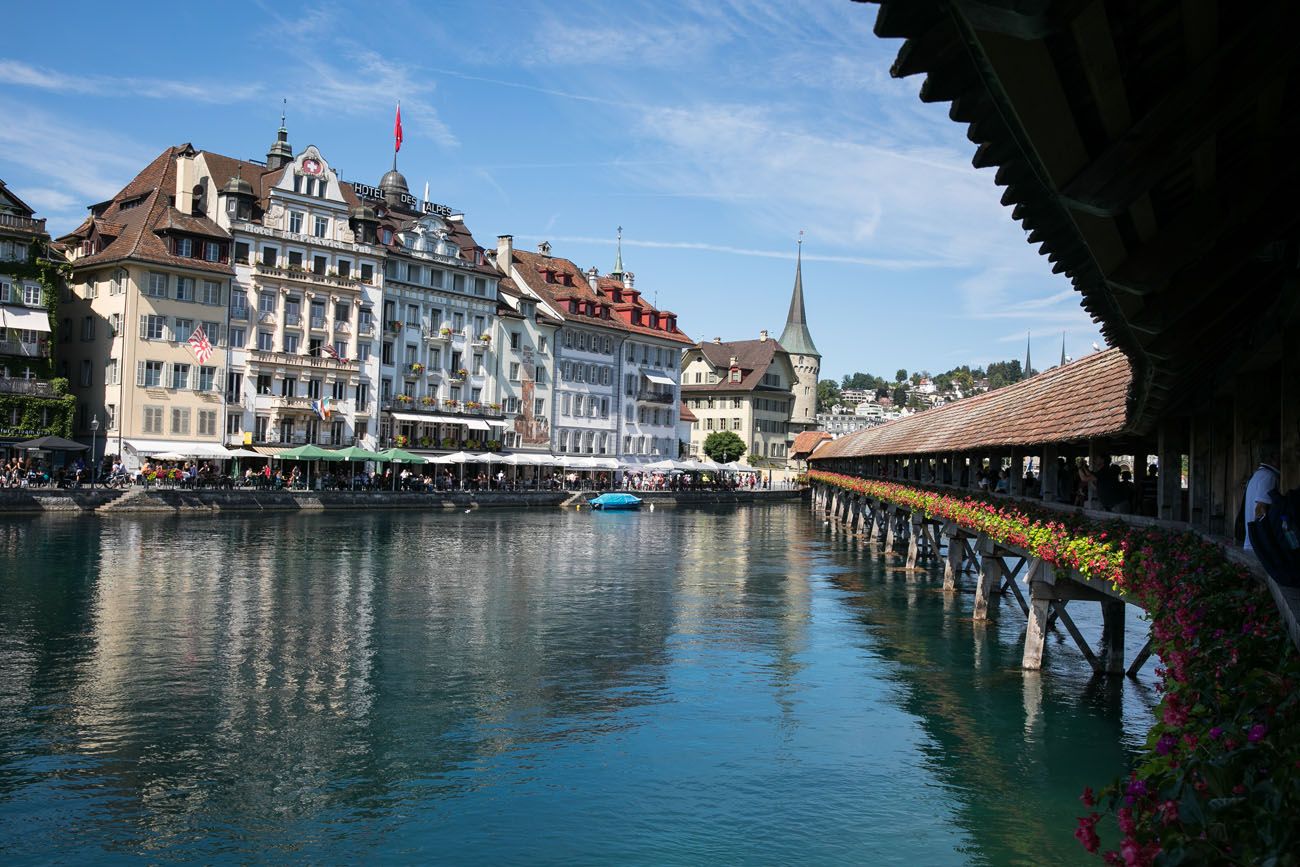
1243, 451, 1280, 551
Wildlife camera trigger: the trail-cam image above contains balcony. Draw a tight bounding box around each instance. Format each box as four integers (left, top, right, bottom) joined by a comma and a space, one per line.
285, 312, 302, 327
358, 321, 374, 336
0, 213, 45, 237
230, 307, 250, 321
0, 339, 47, 359
382, 398, 507, 419
403, 364, 425, 379
470, 336, 492, 350
249, 349, 359, 371
0, 378, 59, 396
254, 261, 368, 290
310, 316, 327, 331
423, 328, 451, 346
638, 391, 676, 405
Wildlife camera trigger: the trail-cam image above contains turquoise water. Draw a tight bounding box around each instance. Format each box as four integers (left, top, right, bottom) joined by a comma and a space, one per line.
0, 505, 1155, 864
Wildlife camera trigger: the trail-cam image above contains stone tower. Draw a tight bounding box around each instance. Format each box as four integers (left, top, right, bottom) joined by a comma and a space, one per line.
778, 237, 820, 433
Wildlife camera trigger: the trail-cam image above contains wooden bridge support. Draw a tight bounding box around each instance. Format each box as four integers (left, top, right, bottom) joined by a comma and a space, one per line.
906, 513, 922, 567
973, 535, 1002, 621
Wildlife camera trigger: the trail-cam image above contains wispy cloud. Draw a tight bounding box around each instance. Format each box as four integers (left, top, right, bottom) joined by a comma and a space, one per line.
516, 234, 953, 270
0, 59, 264, 103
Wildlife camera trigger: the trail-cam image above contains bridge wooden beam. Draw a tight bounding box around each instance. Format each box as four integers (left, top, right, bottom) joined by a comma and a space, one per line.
974, 535, 1002, 621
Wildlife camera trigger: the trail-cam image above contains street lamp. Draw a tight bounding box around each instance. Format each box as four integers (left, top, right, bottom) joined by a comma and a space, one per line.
89, 414, 100, 488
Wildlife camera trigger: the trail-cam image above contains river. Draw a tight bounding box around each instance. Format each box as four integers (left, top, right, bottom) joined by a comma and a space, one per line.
0, 504, 1155, 864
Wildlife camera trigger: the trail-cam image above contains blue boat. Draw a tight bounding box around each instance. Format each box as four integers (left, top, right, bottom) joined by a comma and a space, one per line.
589, 492, 644, 510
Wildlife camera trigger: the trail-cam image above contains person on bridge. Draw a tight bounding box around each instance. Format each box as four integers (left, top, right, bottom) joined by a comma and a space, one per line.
1243, 450, 1281, 552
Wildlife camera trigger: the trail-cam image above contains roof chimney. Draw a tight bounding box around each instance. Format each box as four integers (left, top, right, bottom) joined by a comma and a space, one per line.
537, 240, 551, 256
496, 235, 513, 273
759, 329, 769, 342
713, 336, 722, 344
586, 266, 599, 290
729, 356, 737, 366
624, 271, 634, 288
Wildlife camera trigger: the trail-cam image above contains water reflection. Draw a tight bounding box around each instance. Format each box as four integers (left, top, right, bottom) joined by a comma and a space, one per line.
0, 506, 1152, 865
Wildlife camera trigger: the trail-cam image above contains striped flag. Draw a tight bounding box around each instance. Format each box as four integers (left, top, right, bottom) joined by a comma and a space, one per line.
323, 343, 347, 362
188, 324, 213, 364
310, 397, 332, 420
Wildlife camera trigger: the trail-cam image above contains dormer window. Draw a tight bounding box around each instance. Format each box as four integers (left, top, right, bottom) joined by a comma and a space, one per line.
176, 237, 193, 257
730, 368, 742, 383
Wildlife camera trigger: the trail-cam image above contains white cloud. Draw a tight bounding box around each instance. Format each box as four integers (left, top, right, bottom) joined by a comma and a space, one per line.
0, 59, 264, 103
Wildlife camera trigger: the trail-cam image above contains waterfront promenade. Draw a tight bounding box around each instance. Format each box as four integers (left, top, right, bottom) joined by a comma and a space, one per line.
0, 486, 805, 515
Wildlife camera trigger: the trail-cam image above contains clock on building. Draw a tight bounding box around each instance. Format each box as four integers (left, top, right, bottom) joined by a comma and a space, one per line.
301, 158, 322, 175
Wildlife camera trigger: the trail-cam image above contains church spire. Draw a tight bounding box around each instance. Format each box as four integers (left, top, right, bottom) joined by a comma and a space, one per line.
778, 232, 819, 356
1024, 331, 1033, 379
612, 225, 624, 277
1060, 331, 1067, 367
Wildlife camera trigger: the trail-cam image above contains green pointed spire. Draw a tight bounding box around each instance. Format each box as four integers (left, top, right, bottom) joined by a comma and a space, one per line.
612, 225, 624, 277
1024, 331, 1032, 379
778, 233, 819, 356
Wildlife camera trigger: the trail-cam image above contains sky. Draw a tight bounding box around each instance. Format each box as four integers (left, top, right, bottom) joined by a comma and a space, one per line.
0, 0, 1103, 382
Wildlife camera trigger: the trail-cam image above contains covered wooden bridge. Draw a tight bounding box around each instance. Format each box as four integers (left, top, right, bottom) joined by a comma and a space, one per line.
810, 348, 1156, 675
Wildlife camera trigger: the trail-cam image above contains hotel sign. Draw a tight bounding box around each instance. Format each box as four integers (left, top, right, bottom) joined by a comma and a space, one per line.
349, 182, 455, 217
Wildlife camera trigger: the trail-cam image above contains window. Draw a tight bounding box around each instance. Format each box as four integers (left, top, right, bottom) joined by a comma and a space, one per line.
382, 342, 393, 365
334, 301, 350, 322
176, 237, 193, 257
171, 407, 191, 435
355, 382, 369, 408
197, 366, 216, 391
535, 366, 545, 384
257, 330, 274, 351
198, 410, 217, 437
21, 283, 41, 307
539, 336, 548, 353
283, 333, 300, 354
282, 377, 297, 398
472, 353, 484, 373
79, 359, 92, 387
505, 397, 520, 413
473, 278, 486, 296
561, 393, 570, 416
510, 331, 521, 350
337, 260, 351, 278
564, 330, 574, 349
172, 318, 193, 343
139, 360, 163, 387
202, 321, 221, 346
172, 363, 191, 390
452, 312, 464, 331
143, 406, 163, 434
201, 280, 221, 305
262, 247, 278, 266
226, 413, 242, 435
80, 316, 94, 341
360, 263, 373, 282
306, 378, 321, 399
288, 251, 303, 268
106, 358, 118, 385
203, 241, 220, 262
733, 418, 742, 431
140, 315, 166, 340
313, 255, 327, 275
289, 211, 304, 234
509, 362, 520, 382
313, 216, 328, 238
235, 241, 250, 263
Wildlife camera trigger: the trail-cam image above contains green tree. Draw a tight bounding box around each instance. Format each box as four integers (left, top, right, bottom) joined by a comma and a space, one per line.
895, 368, 908, 384
816, 379, 842, 411
891, 384, 908, 406
702, 430, 747, 463
986, 359, 1024, 390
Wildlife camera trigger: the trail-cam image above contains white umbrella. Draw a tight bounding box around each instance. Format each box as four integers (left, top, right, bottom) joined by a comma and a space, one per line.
225, 448, 263, 458
152, 451, 191, 461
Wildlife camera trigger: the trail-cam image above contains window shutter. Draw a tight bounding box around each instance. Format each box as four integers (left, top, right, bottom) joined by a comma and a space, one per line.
164, 363, 173, 389
136, 361, 145, 387
139, 315, 149, 339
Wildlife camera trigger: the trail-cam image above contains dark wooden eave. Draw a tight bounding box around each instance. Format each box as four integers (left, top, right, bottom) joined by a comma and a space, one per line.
862, 0, 1300, 433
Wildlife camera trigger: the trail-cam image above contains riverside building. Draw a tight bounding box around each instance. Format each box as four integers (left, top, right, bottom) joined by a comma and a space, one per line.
680, 331, 797, 464
494, 236, 692, 464
0, 180, 74, 451
365, 168, 508, 452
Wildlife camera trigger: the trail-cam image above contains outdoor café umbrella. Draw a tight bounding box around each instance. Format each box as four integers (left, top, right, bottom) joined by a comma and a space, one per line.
14, 435, 88, 451
333, 445, 385, 490
278, 443, 344, 489
376, 447, 425, 490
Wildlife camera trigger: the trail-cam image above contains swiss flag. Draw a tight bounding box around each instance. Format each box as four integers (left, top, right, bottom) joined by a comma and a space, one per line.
394, 103, 403, 153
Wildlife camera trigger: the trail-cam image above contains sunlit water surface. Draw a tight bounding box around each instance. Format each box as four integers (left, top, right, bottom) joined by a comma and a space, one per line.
0, 505, 1156, 864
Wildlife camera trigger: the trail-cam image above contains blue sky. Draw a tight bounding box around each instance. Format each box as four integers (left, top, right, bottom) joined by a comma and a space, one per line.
0, 0, 1102, 381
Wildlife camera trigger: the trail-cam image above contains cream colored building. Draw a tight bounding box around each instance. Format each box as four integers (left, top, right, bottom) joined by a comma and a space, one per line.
58, 145, 236, 467
680, 331, 797, 464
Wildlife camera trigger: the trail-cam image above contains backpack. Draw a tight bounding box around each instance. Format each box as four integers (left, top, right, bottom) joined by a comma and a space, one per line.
1248, 485, 1300, 588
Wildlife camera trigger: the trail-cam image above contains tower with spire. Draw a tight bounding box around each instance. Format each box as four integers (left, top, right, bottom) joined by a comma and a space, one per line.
266, 100, 293, 170
611, 226, 624, 278
778, 234, 820, 432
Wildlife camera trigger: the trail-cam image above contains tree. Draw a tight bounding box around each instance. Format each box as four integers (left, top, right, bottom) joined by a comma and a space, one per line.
986, 359, 1024, 391
702, 430, 747, 463
892, 384, 908, 407
816, 379, 842, 411
895, 368, 908, 384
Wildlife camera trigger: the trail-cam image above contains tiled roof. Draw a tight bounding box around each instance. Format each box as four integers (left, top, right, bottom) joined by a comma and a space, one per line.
679, 401, 697, 422
683, 338, 791, 393
510, 249, 694, 345
790, 430, 832, 458
812, 348, 1131, 460
58, 145, 234, 276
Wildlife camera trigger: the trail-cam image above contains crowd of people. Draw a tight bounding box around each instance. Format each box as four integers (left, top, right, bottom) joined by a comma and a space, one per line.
1, 455, 93, 489
911, 455, 1161, 517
